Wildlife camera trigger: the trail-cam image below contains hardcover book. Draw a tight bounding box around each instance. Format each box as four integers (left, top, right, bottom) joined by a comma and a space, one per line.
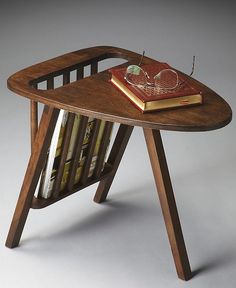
109, 63, 202, 112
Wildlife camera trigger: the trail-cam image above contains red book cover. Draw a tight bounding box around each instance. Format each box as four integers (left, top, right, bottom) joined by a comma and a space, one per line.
109, 62, 201, 103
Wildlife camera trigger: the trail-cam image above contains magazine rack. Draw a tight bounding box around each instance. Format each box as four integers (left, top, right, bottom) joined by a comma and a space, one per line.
6, 46, 232, 281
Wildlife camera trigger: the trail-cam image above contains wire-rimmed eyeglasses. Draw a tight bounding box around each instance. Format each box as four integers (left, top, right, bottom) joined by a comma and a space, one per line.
124, 51, 195, 91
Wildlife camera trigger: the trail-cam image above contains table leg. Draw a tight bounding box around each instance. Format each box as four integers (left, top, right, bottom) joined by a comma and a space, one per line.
5, 106, 59, 248
143, 128, 192, 281
93, 124, 133, 203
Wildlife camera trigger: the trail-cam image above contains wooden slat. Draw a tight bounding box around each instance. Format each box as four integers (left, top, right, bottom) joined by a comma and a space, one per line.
67, 116, 89, 191
52, 113, 75, 198
91, 62, 98, 75
76, 67, 84, 80
30, 84, 38, 151
47, 78, 54, 89
30, 100, 38, 152
93, 121, 113, 178
93, 124, 133, 203
32, 163, 113, 209
80, 119, 101, 185
63, 71, 70, 85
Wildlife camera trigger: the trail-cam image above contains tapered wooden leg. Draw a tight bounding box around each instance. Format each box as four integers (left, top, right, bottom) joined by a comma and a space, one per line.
5, 106, 60, 248
93, 124, 134, 203
143, 128, 192, 281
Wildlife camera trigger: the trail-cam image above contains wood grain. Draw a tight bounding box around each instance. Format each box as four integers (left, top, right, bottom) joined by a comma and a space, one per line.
7, 46, 232, 132
94, 124, 133, 203
5, 106, 59, 248
30, 100, 38, 151
6, 46, 232, 281
143, 128, 192, 280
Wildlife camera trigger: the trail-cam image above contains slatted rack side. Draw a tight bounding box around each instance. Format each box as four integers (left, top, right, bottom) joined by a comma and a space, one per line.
30, 59, 116, 209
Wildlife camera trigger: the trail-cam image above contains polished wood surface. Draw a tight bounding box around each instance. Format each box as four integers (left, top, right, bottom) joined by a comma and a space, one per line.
7, 46, 232, 132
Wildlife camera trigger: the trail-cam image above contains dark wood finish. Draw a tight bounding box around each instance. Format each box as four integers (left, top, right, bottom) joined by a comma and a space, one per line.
76, 67, 84, 80
5, 106, 59, 248
30, 82, 39, 151
52, 113, 75, 198
6, 46, 232, 280
63, 71, 70, 85
30, 100, 38, 151
91, 62, 98, 75
143, 128, 192, 280
93, 121, 114, 178
94, 124, 133, 203
67, 116, 89, 191
7, 46, 232, 132
80, 119, 101, 185
32, 163, 113, 209
47, 78, 54, 90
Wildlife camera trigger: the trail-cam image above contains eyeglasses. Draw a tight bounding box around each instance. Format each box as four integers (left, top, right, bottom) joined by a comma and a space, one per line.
124, 51, 195, 91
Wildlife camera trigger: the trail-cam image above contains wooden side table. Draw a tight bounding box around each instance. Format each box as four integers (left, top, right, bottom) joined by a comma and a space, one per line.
6, 46, 232, 281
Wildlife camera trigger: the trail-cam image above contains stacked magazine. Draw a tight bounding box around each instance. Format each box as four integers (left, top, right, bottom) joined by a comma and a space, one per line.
38, 111, 111, 199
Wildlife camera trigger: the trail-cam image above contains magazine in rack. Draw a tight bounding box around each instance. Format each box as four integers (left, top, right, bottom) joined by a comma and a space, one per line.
38, 112, 109, 199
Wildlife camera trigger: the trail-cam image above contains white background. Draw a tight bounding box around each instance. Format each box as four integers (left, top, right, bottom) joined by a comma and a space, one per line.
0, 0, 235, 287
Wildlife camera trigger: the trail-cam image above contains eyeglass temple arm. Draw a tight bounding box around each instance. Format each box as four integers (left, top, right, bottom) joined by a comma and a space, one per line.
138, 51, 145, 66
178, 56, 196, 87
189, 55, 195, 77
